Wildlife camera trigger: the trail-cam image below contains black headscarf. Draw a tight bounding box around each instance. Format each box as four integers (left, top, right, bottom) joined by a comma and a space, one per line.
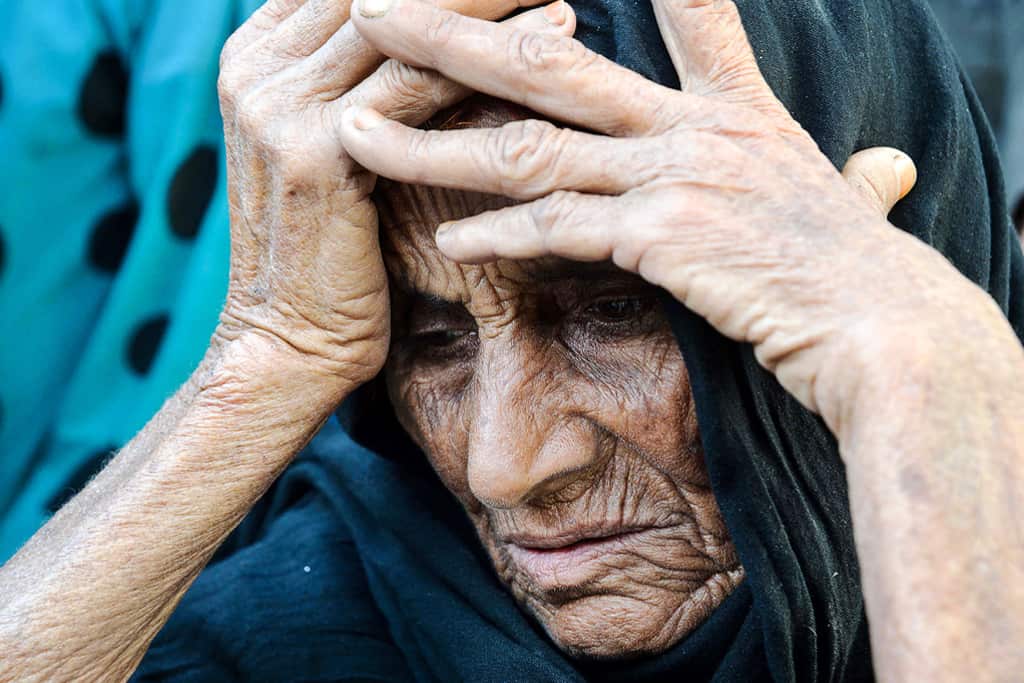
135, 1, 1024, 681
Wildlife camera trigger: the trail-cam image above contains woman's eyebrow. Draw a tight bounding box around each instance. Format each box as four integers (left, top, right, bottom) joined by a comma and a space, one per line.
400, 263, 642, 308
528, 261, 640, 285
407, 291, 465, 312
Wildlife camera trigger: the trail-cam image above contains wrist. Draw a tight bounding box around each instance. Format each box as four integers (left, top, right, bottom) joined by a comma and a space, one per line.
215, 297, 390, 392
206, 323, 371, 399
835, 282, 1024, 457
827, 283, 1024, 682
814, 225, 1022, 446
191, 330, 364, 448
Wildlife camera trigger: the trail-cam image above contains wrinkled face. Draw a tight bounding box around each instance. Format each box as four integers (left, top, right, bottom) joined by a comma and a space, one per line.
377, 103, 742, 660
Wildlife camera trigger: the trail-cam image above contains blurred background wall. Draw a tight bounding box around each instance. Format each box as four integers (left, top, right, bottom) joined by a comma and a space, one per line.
929, 0, 1024, 224
0, 0, 1020, 563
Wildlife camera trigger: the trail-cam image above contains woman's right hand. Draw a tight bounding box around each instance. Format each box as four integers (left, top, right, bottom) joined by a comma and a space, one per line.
0, 8, 579, 679
213, 0, 576, 397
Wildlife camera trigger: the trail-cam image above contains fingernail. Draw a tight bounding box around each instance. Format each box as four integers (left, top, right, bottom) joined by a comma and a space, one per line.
893, 152, 917, 198
345, 107, 385, 131
359, 0, 393, 18
544, 0, 568, 24
435, 222, 458, 249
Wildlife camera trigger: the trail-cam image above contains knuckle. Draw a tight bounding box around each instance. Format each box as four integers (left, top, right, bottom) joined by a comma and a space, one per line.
489, 120, 565, 195
405, 128, 440, 164
215, 77, 240, 118
217, 82, 236, 116
219, 28, 248, 71
846, 176, 875, 206
378, 61, 445, 112
217, 68, 243, 109
400, 129, 447, 186
861, 169, 891, 210
257, 1, 293, 25
235, 91, 274, 139
560, 38, 601, 75
531, 190, 578, 248
218, 35, 237, 71
219, 6, 277, 71
506, 30, 579, 75
507, 29, 550, 71
425, 10, 461, 48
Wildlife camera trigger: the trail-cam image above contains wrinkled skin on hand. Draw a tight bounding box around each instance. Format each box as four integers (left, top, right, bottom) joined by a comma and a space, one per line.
212, 0, 576, 393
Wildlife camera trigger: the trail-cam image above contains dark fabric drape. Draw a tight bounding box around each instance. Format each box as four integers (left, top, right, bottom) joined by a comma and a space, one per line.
136, 1, 1024, 681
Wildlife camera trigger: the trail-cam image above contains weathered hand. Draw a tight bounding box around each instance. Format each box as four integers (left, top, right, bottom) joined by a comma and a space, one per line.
214, 0, 575, 395
337, 0, 986, 433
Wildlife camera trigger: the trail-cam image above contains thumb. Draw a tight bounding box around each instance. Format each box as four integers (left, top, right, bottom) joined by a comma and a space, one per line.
842, 147, 918, 217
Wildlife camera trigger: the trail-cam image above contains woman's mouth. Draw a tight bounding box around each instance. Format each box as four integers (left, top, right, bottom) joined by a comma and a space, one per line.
502, 527, 655, 589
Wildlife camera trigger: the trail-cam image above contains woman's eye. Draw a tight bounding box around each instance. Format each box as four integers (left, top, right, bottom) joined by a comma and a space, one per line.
585, 297, 647, 323
417, 329, 475, 348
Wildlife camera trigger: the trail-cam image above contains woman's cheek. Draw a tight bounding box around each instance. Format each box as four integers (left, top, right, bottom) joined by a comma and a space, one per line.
582, 336, 707, 485
393, 367, 475, 499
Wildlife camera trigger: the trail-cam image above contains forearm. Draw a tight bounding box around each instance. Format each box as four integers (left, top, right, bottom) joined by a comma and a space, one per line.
0, 332, 351, 682
842, 292, 1024, 682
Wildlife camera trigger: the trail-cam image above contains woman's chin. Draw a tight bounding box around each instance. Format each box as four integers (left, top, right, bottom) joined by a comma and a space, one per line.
512, 565, 746, 660
528, 593, 694, 660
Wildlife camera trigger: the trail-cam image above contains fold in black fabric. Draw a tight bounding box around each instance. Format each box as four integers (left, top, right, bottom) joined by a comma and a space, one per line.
136, 1, 1024, 681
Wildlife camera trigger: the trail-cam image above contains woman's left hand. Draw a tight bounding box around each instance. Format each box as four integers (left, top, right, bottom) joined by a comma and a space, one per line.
336, 0, 1003, 435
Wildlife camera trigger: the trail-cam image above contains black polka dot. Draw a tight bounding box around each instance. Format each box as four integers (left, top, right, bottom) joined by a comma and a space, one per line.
127, 314, 170, 375
88, 200, 139, 273
167, 146, 218, 240
46, 445, 118, 513
77, 50, 128, 138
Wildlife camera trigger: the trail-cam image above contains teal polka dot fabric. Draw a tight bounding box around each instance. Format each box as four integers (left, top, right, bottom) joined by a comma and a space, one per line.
0, 0, 262, 560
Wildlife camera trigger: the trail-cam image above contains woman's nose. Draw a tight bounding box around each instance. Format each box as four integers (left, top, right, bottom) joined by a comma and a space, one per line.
465, 350, 602, 509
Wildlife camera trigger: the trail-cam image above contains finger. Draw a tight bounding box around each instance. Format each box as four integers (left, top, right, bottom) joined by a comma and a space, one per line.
340, 113, 654, 198
266, 0, 354, 58
352, 0, 694, 136
303, 0, 552, 96
841, 147, 917, 217
651, 0, 770, 98
433, 191, 629, 263
221, 0, 310, 67
341, 3, 578, 126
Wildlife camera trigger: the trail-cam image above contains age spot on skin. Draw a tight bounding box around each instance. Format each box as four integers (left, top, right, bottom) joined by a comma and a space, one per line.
899, 464, 931, 502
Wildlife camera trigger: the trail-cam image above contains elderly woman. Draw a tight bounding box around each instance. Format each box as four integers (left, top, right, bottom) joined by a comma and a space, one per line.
1, 0, 1023, 681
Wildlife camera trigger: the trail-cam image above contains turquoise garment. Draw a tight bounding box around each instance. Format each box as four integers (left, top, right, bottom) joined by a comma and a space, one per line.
0, 0, 261, 560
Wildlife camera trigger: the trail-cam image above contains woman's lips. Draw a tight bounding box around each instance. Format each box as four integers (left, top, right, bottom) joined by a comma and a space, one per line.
503, 527, 654, 589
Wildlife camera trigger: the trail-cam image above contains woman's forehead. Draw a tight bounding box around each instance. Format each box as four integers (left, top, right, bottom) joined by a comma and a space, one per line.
376, 96, 628, 304
378, 182, 515, 300
379, 189, 630, 306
